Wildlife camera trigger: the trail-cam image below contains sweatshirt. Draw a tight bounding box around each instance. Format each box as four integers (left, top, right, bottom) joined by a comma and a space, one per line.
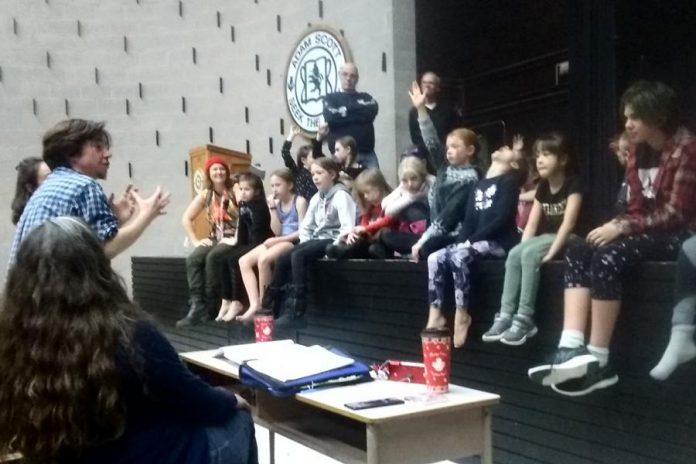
323, 90, 379, 154
74, 321, 237, 464
300, 183, 357, 243
237, 196, 274, 246
414, 115, 480, 247
458, 172, 521, 251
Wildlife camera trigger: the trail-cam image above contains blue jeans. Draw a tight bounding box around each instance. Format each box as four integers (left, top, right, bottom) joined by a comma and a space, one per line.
357, 151, 380, 169
206, 410, 258, 464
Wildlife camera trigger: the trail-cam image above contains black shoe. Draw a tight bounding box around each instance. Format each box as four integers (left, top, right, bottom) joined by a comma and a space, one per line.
551, 363, 619, 396
368, 243, 388, 259
528, 346, 599, 386
176, 300, 208, 328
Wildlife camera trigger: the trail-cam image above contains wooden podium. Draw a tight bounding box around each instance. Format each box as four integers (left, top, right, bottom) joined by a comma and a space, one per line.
189, 144, 252, 240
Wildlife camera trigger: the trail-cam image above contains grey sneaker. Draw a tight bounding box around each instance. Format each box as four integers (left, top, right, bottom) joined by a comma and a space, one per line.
481, 313, 512, 342
500, 314, 538, 346
528, 346, 599, 386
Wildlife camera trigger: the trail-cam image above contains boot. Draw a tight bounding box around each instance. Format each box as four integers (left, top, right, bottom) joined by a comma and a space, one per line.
282, 284, 307, 319
176, 298, 209, 328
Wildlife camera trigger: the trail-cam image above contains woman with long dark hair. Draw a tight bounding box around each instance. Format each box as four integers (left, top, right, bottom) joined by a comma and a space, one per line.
0, 217, 257, 464
11, 156, 50, 224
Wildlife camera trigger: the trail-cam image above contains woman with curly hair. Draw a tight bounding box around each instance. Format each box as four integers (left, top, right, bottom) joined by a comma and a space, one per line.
0, 217, 257, 464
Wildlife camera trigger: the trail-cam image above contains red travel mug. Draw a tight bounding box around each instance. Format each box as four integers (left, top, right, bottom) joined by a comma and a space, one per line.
254, 312, 274, 343
421, 328, 452, 393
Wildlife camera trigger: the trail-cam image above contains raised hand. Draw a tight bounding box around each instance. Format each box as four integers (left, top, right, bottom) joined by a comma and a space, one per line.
512, 134, 525, 153
317, 122, 329, 140
408, 80, 426, 110
286, 125, 302, 142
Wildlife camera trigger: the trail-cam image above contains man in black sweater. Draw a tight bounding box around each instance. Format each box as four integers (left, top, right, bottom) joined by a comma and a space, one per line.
322, 63, 380, 168
408, 72, 457, 168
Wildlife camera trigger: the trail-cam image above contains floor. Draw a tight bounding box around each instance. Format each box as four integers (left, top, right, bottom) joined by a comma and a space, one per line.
254, 424, 465, 464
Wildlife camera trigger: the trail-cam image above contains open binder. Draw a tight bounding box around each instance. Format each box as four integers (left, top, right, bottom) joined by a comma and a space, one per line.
230, 341, 370, 396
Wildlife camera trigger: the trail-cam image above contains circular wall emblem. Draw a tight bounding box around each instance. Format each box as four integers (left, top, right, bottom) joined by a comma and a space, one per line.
285, 26, 352, 134
193, 168, 205, 194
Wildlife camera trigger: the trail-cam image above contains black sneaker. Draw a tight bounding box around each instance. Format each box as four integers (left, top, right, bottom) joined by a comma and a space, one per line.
551, 363, 619, 396
527, 346, 599, 386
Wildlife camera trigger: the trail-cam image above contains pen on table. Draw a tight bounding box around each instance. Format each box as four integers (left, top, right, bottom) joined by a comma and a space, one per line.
300, 375, 365, 391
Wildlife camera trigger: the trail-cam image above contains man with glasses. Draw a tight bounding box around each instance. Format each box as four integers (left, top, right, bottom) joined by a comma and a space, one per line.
408, 72, 456, 166
323, 62, 380, 168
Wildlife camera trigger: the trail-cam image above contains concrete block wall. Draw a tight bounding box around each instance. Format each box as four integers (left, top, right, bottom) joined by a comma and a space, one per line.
0, 0, 415, 289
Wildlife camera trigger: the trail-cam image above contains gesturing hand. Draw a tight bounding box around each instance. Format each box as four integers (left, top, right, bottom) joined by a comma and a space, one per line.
109, 184, 135, 223
512, 134, 525, 153
132, 186, 171, 222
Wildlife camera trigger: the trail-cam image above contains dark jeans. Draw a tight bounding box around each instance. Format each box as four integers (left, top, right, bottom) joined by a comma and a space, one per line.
262, 239, 332, 309
564, 232, 688, 300
186, 242, 235, 307
326, 239, 371, 259
219, 244, 255, 301
206, 410, 258, 464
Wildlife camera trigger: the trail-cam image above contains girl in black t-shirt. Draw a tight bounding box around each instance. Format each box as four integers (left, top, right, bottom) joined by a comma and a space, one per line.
483, 132, 583, 346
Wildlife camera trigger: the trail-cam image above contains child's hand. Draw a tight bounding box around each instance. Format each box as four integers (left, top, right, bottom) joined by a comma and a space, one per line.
266, 194, 276, 209
410, 243, 422, 262
408, 81, 426, 110
353, 225, 366, 235
317, 122, 329, 139
512, 134, 525, 153
291, 126, 302, 137
264, 237, 280, 248
346, 231, 361, 245
219, 237, 237, 246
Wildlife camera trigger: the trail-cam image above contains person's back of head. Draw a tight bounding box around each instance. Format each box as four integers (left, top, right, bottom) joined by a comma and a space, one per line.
43, 119, 111, 170
0, 216, 141, 461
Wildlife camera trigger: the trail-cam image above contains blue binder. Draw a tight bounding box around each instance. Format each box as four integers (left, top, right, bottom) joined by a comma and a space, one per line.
239, 349, 372, 396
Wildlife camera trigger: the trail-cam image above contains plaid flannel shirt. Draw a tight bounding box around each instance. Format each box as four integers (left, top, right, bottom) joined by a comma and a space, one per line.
619, 127, 696, 234
9, 167, 118, 266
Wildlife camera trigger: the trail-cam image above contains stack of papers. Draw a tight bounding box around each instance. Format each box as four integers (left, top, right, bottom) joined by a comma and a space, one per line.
218, 340, 355, 382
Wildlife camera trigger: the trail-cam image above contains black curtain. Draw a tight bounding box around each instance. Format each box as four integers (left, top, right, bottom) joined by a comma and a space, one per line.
568, 0, 619, 228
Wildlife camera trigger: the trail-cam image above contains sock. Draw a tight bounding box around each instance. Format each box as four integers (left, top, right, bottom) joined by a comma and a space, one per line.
558, 329, 584, 349
587, 345, 609, 367
650, 325, 696, 381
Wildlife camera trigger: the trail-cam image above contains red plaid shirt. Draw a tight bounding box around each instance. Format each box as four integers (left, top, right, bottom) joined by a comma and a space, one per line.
619, 127, 696, 234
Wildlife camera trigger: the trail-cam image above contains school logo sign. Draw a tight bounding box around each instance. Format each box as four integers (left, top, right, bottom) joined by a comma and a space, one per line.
285, 26, 352, 133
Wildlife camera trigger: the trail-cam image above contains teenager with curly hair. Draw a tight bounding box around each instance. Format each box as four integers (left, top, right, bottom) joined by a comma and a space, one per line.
0, 217, 257, 464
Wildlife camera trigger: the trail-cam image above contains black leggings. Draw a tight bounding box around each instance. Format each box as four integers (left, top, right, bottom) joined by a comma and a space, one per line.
564, 232, 687, 300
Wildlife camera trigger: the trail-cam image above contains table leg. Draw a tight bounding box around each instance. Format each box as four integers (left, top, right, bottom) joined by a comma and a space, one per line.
481, 406, 493, 464
269, 428, 276, 464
